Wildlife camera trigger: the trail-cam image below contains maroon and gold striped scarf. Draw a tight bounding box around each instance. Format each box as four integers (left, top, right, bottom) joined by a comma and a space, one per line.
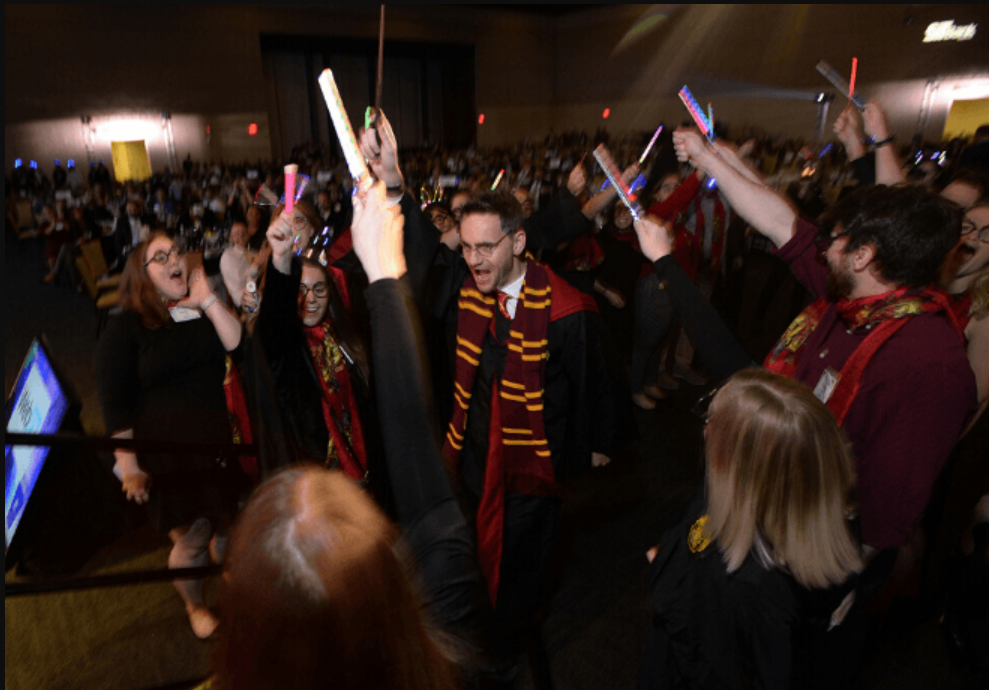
442, 259, 560, 603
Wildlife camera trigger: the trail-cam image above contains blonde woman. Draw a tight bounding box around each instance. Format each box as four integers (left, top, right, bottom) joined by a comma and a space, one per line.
639, 369, 862, 689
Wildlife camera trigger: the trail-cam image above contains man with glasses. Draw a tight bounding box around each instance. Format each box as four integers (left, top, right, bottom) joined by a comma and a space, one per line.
670, 129, 976, 563
359, 117, 633, 649
443, 190, 633, 658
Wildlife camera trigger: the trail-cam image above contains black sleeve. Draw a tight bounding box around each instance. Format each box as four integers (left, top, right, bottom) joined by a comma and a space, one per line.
254, 257, 303, 370
849, 152, 876, 190
398, 192, 441, 303
523, 189, 591, 251
364, 276, 517, 686
94, 315, 140, 434
554, 310, 637, 477
651, 255, 756, 382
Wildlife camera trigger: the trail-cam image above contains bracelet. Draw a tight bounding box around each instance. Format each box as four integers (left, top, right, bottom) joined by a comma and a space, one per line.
861, 133, 895, 147
201, 295, 218, 312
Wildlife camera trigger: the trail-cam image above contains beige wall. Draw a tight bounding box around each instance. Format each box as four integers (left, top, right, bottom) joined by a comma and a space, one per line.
6, 4, 989, 177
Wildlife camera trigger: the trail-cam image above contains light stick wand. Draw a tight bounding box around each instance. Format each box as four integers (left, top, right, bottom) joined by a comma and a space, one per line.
317, 69, 372, 192
593, 144, 644, 221
639, 125, 663, 164
678, 86, 716, 142
816, 60, 865, 111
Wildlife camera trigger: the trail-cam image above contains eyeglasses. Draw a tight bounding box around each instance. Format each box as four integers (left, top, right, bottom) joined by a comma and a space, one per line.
430, 211, 453, 227
299, 282, 329, 299
961, 219, 989, 244
460, 232, 510, 259
144, 245, 184, 267
815, 229, 848, 266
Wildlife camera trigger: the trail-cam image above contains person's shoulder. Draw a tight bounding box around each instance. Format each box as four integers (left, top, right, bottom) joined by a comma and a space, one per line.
547, 265, 598, 321
885, 311, 969, 366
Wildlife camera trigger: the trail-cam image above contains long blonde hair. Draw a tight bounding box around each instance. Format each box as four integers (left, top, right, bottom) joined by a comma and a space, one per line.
703, 370, 862, 589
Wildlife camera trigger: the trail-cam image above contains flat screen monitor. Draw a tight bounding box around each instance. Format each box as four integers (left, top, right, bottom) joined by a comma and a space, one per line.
5, 338, 72, 553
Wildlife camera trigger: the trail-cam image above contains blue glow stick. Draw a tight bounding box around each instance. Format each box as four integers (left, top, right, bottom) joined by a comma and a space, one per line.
678, 86, 716, 141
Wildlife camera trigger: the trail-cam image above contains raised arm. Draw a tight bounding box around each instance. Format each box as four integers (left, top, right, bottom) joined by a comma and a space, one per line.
862, 101, 906, 186
635, 215, 755, 380
358, 110, 439, 298
674, 128, 798, 248
580, 164, 638, 220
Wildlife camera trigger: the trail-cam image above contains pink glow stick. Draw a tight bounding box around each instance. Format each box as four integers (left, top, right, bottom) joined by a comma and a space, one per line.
284, 164, 298, 216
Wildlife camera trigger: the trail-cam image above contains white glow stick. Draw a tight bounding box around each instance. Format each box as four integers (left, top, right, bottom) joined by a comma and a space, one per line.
317, 70, 371, 188
593, 144, 644, 221
491, 169, 505, 191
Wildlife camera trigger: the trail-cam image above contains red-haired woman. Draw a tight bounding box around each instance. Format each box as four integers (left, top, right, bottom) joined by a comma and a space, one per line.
95, 233, 245, 639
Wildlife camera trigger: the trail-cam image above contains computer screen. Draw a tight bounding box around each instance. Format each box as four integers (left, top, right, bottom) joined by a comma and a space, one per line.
5, 339, 71, 551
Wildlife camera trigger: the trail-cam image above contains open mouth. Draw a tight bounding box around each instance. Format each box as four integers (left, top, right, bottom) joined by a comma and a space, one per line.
957, 243, 976, 259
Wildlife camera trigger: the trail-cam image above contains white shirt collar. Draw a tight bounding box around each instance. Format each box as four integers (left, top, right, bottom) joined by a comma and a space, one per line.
499, 268, 526, 319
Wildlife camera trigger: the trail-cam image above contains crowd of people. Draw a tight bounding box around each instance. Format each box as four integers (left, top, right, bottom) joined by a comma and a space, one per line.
7, 100, 989, 688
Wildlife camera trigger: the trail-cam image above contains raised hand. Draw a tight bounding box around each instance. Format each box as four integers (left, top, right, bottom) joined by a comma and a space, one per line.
634, 215, 674, 263
833, 105, 866, 159
177, 267, 214, 311
266, 210, 295, 274
862, 101, 891, 141
673, 128, 710, 167
351, 181, 407, 283
567, 161, 588, 196
358, 109, 403, 189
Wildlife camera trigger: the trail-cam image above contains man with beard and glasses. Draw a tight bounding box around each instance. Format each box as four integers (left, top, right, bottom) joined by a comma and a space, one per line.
665, 129, 977, 562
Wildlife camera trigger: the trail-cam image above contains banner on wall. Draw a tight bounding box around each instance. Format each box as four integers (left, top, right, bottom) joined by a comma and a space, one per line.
943, 98, 989, 141
110, 140, 152, 182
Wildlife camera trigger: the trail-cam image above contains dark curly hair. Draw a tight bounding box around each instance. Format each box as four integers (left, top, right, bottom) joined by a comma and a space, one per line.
818, 184, 963, 289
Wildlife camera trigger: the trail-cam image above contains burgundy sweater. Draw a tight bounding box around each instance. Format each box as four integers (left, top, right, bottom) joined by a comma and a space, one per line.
778, 219, 977, 549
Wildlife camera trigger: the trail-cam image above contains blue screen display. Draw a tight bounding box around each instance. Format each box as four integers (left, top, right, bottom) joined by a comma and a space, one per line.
5, 340, 70, 550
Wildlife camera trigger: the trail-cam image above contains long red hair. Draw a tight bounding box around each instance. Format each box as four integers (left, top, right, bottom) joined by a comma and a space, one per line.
119, 233, 174, 329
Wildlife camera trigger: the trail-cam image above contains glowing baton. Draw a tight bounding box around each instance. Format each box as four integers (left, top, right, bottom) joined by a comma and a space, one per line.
491, 169, 504, 191
815, 60, 865, 111
284, 164, 298, 216
639, 125, 663, 164
849, 57, 858, 97
678, 86, 716, 141
708, 104, 714, 134
593, 144, 643, 222
317, 69, 371, 189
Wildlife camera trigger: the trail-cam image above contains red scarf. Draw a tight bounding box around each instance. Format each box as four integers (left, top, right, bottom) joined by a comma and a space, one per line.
564, 232, 605, 272
304, 322, 368, 480
442, 259, 596, 603
764, 286, 964, 425
223, 355, 256, 479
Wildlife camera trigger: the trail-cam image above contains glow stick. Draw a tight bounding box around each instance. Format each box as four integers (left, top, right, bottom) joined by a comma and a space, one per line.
593, 144, 643, 221
639, 125, 663, 164
708, 104, 714, 134
284, 164, 298, 216
815, 60, 865, 111
678, 86, 715, 141
848, 57, 858, 96
491, 169, 504, 191
317, 70, 371, 189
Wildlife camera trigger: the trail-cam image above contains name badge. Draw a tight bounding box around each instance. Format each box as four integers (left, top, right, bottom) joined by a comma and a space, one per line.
814, 367, 840, 403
